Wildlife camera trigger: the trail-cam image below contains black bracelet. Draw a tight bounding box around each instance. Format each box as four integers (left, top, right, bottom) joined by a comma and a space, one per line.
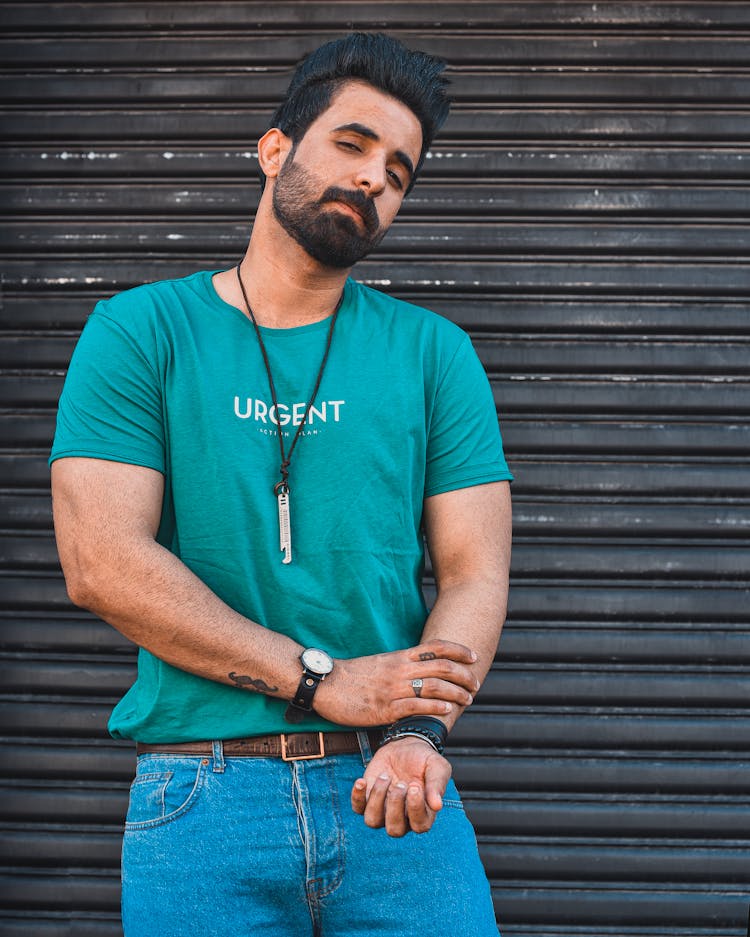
381, 716, 448, 754
395, 716, 448, 743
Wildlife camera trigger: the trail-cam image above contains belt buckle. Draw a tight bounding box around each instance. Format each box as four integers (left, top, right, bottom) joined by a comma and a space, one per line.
280, 732, 326, 762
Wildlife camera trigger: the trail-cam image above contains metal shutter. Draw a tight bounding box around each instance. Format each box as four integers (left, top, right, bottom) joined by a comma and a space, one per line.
1, 3, 748, 934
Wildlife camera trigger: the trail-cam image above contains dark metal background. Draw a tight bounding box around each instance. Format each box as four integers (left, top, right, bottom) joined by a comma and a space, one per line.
1, 2, 749, 934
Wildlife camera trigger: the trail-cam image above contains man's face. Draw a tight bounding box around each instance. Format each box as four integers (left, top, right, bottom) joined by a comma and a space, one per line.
271, 80, 423, 269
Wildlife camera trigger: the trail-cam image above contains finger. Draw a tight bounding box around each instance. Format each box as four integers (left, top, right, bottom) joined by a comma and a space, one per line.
412, 676, 475, 707
405, 782, 435, 834
414, 659, 481, 694
351, 778, 367, 815
410, 639, 477, 665
390, 697, 455, 720
424, 756, 451, 813
363, 773, 391, 829
384, 781, 410, 838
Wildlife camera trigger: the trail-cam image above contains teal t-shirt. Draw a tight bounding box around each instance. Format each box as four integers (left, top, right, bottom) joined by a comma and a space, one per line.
50, 271, 513, 742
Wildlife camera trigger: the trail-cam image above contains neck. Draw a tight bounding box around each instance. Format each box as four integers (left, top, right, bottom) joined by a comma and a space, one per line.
214, 210, 350, 329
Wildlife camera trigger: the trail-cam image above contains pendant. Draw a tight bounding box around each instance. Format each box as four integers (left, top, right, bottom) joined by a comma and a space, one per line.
276, 483, 292, 564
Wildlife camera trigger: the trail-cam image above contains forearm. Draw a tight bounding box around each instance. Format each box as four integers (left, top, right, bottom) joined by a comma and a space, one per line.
419, 480, 512, 733
420, 575, 507, 731
63, 533, 304, 701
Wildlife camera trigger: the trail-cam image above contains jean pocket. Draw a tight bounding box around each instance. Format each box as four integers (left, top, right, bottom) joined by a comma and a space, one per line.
441, 778, 466, 811
125, 758, 207, 831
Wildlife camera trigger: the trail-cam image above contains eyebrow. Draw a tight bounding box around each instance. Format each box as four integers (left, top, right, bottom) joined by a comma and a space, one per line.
332, 122, 415, 182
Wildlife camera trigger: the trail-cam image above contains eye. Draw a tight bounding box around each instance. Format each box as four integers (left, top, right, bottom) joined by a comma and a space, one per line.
387, 168, 404, 190
337, 140, 361, 152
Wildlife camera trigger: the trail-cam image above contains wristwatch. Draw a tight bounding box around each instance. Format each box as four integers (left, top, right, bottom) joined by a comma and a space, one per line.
284, 647, 334, 724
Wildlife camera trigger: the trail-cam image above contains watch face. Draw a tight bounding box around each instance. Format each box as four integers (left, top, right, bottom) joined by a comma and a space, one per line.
301, 647, 333, 675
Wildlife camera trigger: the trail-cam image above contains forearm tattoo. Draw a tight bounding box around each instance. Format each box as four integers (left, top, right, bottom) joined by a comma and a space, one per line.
228, 671, 278, 694
418, 651, 437, 661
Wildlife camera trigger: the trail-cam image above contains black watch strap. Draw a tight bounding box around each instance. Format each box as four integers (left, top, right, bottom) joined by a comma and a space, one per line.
284, 672, 323, 723
284, 648, 333, 724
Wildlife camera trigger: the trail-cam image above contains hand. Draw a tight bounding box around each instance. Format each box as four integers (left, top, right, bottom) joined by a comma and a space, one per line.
314, 638, 479, 727
350, 736, 451, 837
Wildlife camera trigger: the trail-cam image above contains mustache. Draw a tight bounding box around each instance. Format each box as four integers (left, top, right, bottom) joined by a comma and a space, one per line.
319, 186, 379, 234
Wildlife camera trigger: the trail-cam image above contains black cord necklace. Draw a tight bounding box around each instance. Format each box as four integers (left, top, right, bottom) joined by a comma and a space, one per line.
235, 263, 342, 564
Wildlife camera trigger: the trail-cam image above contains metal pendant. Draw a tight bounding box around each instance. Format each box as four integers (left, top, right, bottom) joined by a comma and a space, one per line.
276, 484, 292, 564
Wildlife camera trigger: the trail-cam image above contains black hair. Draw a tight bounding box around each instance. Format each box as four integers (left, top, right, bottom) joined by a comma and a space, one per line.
264, 33, 450, 192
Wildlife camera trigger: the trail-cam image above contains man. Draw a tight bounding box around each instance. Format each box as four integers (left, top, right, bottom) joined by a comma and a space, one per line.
50, 32, 512, 937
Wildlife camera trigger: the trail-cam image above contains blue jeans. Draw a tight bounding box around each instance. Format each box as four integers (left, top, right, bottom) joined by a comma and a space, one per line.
121, 739, 499, 936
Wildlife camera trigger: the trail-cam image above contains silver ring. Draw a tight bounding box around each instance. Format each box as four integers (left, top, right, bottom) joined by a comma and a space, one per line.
411, 678, 423, 698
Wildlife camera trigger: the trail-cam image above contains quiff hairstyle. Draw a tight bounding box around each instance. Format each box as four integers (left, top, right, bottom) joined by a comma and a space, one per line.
265, 32, 451, 193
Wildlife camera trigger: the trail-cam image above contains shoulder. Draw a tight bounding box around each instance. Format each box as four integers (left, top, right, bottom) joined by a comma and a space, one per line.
348, 279, 469, 350
92, 270, 215, 328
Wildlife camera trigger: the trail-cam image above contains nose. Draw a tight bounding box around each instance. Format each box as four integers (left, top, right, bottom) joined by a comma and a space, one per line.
354, 154, 387, 196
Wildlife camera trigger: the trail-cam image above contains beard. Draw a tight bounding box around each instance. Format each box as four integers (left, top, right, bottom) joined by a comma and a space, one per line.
271, 153, 386, 268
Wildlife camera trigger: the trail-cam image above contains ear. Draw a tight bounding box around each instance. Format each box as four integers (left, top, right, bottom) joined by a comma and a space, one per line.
257, 128, 293, 180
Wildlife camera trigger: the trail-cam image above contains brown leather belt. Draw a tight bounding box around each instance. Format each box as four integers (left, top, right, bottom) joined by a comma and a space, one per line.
136, 730, 383, 762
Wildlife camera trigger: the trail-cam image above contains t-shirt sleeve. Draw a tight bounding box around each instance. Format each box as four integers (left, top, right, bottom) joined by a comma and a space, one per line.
49, 304, 166, 472
424, 332, 513, 497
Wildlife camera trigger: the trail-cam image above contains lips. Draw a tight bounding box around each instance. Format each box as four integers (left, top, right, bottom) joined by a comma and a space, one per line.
330, 201, 365, 225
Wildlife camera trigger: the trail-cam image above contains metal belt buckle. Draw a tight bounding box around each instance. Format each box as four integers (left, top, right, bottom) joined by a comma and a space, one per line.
280, 731, 326, 761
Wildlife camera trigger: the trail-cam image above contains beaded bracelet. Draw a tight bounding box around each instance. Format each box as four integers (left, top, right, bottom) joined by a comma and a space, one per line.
380, 716, 448, 754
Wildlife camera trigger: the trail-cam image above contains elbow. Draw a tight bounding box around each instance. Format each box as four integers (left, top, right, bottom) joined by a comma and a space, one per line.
58, 543, 112, 612
61, 561, 102, 611
54, 525, 125, 614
